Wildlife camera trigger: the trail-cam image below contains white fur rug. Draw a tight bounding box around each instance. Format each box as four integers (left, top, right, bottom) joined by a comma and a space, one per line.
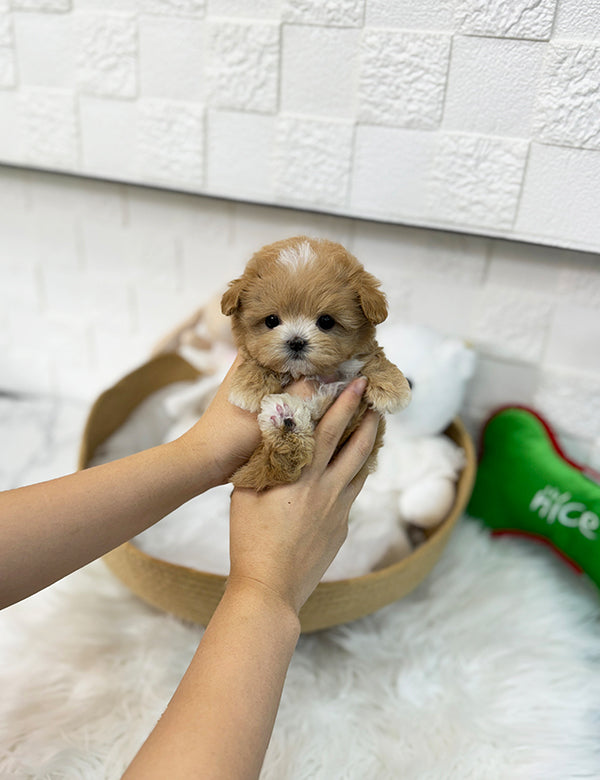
2, 385, 600, 779
1, 516, 600, 779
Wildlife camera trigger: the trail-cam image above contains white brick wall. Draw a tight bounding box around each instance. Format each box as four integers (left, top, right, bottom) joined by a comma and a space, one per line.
76, 13, 137, 99
455, 0, 557, 39
1, 1, 600, 251
534, 42, 600, 150
274, 115, 355, 207
2, 164, 600, 473
359, 30, 450, 129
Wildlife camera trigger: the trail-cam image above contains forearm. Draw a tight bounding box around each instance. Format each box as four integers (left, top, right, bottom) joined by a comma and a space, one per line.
124, 580, 301, 780
0, 436, 218, 609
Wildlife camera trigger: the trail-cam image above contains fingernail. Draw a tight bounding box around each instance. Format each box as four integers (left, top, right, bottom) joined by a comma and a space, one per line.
351, 377, 367, 395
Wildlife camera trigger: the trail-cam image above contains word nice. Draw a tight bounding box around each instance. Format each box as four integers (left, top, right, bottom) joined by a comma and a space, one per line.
530, 485, 599, 540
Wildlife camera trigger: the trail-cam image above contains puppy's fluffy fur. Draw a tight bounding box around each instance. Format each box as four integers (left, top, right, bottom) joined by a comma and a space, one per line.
221, 236, 411, 490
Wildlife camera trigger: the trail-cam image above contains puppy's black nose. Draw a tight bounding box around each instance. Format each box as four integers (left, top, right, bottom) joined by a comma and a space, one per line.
287, 337, 307, 354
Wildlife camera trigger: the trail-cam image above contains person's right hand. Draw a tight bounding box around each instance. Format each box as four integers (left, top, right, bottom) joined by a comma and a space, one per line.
227, 378, 379, 617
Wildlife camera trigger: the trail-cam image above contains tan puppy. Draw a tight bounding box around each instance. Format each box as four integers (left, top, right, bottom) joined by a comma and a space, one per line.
221, 236, 411, 490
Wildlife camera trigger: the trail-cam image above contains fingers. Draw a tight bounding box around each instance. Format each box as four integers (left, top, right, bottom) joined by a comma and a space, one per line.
328, 409, 379, 488
345, 461, 371, 503
306, 378, 368, 474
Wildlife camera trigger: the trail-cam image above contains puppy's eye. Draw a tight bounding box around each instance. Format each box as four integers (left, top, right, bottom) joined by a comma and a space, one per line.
317, 314, 335, 331
265, 315, 280, 329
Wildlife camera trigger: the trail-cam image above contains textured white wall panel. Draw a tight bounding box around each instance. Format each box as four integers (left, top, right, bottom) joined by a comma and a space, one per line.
516, 143, 600, 249
13, 12, 74, 88
444, 37, 544, 137
76, 0, 137, 9
0, 11, 14, 88
138, 16, 205, 102
0, 46, 14, 88
206, 20, 279, 113
18, 87, 79, 167
80, 95, 137, 178
0, 12, 11, 44
429, 134, 528, 230
554, 0, 600, 38
139, 0, 206, 16
76, 13, 137, 99
351, 125, 436, 220
212, 0, 280, 18
366, 0, 454, 30
274, 115, 354, 207
535, 42, 600, 150
1, 0, 600, 250
13, 0, 70, 10
137, 99, 205, 188
207, 109, 275, 199
359, 30, 451, 129
455, 0, 557, 39
281, 25, 359, 118
283, 0, 365, 27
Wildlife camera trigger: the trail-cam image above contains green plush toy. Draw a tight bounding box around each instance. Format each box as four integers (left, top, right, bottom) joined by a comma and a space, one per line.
468, 406, 600, 587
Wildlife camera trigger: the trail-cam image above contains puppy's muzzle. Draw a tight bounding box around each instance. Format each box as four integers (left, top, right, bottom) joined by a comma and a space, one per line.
287, 336, 308, 356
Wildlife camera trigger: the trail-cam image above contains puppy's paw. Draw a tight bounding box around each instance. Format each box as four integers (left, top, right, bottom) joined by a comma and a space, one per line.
366, 380, 411, 414
258, 393, 312, 440
235, 394, 315, 489
267, 400, 297, 432
365, 364, 411, 415
228, 386, 262, 413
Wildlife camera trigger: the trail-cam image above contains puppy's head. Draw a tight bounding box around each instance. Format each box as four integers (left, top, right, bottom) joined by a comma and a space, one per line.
221, 236, 388, 378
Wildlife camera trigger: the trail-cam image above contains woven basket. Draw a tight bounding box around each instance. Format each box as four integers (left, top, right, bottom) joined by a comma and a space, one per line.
79, 352, 476, 633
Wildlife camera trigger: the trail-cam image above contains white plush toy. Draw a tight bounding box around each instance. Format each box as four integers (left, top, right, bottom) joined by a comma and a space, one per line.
321, 322, 476, 580
379, 321, 476, 524
95, 312, 476, 582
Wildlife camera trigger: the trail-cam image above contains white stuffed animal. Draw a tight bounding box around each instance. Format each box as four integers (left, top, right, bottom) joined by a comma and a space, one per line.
322, 323, 476, 580
379, 321, 476, 525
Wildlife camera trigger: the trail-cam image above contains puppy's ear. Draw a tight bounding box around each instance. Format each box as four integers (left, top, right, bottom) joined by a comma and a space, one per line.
221, 278, 244, 316
355, 270, 388, 325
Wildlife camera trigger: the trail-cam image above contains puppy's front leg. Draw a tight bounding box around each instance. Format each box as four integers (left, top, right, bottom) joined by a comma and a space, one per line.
363, 354, 411, 414
231, 394, 315, 490
228, 359, 282, 413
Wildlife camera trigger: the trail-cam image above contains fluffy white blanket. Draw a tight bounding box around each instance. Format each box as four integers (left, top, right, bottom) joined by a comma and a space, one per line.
2, 520, 599, 779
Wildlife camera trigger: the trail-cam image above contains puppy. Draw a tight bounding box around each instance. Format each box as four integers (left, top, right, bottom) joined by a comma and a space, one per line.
221, 236, 411, 490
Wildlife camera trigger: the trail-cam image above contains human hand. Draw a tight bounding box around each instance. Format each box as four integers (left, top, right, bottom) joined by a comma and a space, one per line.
227, 378, 380, 616
179, 354, 317, 491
